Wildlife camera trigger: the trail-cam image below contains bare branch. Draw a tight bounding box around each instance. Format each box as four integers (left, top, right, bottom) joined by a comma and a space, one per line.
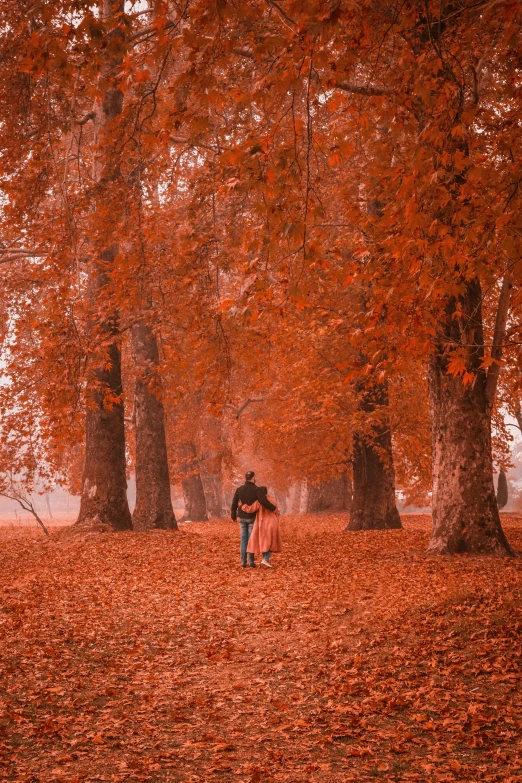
265, 0, 296, 26
224, 398, 266, 419
0, 482, 50, 536
128, 19, 183, 43
335, 81, 391, 97
0, 247, 45, 264
169, 135, 222, 153
77, 111, 96, 126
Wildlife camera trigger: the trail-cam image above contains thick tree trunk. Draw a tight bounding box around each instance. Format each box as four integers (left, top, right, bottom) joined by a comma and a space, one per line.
428, 297, 512, 553
428, 278, 512, 554
77, 0, 132, 531
284, 481, 309, 513
496, 470, 508, 510
308, 474, 352, 513
77, 334, 132, 530
347, 382, 401, 531
201, 468, 224, 517
285, 482, 301, 514
348, 436, 402, 530
180, 442, 207, 521
428, 366, 511, 553
131, 322, 177, 530
299, 481, 309, 513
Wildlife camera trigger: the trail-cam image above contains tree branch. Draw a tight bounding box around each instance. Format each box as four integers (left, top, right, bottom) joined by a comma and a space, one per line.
265, 0, 296, 26
77, 111, 96, 126
0, 247, 45, 263
485, 273, 512, 407
335, 81, 391, 97
233, 47, 253, 58
0, 483, 49, 536
224, 398, 265, 419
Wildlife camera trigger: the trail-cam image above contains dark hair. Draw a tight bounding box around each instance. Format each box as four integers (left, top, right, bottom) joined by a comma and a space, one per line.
258, 486, 267, 494
245, 471, 255, 481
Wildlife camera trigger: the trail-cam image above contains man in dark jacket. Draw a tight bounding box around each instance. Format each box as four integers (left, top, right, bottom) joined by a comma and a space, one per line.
231, 471, 276, 567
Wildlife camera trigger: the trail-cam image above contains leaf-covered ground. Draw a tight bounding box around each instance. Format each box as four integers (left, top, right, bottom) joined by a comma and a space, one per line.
1, 514, 521, 783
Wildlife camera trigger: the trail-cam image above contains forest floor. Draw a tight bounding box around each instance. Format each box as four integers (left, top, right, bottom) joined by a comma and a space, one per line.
1, 514, 521, 783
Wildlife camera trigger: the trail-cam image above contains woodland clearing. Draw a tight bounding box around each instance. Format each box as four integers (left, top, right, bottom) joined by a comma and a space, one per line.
1, 514, 521, 783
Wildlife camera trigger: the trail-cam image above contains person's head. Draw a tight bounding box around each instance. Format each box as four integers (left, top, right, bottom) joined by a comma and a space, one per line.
258, 486, 267, 495
245, 471, 255, 483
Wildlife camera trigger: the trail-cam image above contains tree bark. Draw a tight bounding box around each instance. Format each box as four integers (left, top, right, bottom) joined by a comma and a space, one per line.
285, 482, 302, 514
199, 415, 225, 517
274, 489, 287, 514
427, 279, 512, 555
77, 330, 132, 530
308, 474, 352, 512
347, 381, 402, 531
299, 480, 309, 513
131, 322, 177, 530
485, 274, 512, 407
76, 0, 132, 531
497, 470, 508, 510
200, 468, 224, 517
180, 441, 207, 521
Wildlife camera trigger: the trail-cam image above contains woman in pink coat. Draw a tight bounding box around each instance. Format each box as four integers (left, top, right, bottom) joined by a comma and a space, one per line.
240, 486, 282, 568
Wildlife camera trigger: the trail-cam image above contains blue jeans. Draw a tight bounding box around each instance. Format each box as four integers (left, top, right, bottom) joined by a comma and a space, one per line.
239, 518, 255, 565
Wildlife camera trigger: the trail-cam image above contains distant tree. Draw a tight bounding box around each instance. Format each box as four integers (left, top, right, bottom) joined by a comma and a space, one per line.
497, 471, 509, 510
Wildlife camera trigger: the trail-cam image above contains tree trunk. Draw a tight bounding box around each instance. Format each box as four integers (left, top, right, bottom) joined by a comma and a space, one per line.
497, 470, 508, 510
76, 0, 132, 531
131, 322, 177, 530
299, 480, 309, 513
427, 279, 512, 555
199, 415, 225, 517
274, 490, 287, 514
308, 474, 352, 513
428, 363, 510, 553
201, 468, 224, 517
77, 335, 132, 530
180, 442, 207, 521
347, 381, 401, 531
285, 482, 301, 514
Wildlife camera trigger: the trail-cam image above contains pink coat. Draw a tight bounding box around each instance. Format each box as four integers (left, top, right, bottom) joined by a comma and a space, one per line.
240, 499, 282, 554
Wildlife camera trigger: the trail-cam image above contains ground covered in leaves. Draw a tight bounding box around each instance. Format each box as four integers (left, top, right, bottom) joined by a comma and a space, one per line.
1, 514, 521, 783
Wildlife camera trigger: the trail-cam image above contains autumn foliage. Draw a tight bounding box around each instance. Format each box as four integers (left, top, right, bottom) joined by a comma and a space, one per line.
1, 515, 522, 782
0, 0, 520, 553
0, 1, 519, 546
1, 1, 522, 776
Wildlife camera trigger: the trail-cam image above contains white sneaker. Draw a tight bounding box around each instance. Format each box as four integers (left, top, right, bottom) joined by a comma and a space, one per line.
260, 559, 272, 568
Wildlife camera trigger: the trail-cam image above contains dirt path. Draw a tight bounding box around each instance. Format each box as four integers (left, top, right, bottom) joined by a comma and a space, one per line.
0, 515, 521, 782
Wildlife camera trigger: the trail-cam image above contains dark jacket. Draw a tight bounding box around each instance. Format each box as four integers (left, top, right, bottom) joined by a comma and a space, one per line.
231, 482, 276, 520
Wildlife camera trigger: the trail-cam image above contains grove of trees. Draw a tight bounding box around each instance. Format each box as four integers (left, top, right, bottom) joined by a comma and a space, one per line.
0, 0, 521, 555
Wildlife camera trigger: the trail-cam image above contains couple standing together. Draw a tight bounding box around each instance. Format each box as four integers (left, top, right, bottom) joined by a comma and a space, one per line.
231, 471, 282, 568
